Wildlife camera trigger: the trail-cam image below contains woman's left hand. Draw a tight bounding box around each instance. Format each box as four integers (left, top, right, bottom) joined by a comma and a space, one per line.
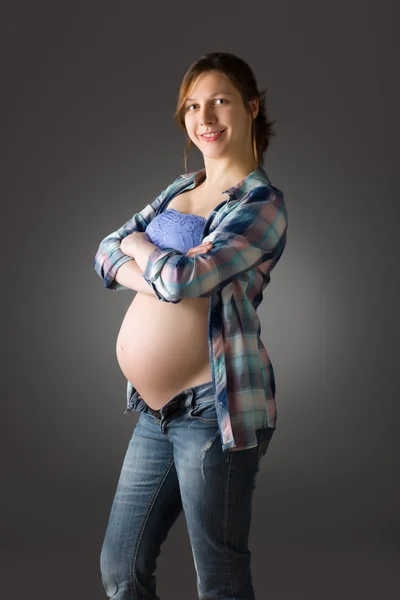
120, 231, 150, 257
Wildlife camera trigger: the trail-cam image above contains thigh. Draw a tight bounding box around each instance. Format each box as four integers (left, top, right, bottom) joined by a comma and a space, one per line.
171, 406, 274, 599
174, 420, 261, 550
100, 413, 183, 598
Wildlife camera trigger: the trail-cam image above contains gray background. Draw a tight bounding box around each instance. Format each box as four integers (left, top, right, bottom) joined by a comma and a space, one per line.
2, 1, 399, 599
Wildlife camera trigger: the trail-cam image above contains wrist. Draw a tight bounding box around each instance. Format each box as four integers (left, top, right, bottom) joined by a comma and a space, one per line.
129, 235, 146, 258
122, 234, 145, 258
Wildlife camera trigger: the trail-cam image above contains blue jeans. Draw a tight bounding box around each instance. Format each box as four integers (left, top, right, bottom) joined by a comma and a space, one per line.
100, 380, 274, 600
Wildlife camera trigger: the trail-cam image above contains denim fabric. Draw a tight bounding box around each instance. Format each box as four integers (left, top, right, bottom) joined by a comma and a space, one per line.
100, 380, 274, 600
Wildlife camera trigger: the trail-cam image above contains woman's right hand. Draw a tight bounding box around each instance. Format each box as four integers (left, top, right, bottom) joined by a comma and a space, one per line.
186, 241, 213, 257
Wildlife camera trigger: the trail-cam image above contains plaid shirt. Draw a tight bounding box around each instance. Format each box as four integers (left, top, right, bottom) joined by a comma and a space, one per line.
94, 167, 288, 452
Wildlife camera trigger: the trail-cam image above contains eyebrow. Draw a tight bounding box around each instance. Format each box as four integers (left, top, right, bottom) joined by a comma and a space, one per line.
185, 92, 234, 102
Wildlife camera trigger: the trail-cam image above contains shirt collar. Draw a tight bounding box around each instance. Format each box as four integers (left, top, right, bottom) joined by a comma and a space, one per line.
192, 166, 271, 202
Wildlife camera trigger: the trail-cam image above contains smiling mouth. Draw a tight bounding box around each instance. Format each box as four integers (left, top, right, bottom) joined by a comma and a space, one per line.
199, 129, 226, 140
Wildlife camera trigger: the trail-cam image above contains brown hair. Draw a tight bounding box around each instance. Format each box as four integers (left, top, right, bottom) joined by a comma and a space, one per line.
174, 52, 276, 173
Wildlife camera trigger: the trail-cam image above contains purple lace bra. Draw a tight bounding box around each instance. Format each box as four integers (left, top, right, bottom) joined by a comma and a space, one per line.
145, 208, 206, 253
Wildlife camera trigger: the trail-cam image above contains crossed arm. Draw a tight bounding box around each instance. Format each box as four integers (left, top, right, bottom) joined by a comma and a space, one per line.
112, 237, 213, 295
95, 184, 288, 303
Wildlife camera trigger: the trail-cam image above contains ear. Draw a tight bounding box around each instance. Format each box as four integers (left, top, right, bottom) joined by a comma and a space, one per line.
249, 97, 259, 120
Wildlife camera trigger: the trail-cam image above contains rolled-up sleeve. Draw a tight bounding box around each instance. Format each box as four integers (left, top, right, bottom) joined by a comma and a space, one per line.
141, 186, 288, 303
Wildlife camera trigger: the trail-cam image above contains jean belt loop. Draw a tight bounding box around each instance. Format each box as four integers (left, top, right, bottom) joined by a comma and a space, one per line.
187, 388, 195, 408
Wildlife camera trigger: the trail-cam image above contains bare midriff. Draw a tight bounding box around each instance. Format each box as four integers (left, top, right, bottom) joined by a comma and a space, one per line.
115, 183, 228, 411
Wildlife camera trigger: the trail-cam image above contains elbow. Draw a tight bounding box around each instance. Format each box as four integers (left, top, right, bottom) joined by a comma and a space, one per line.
94, 238, 132, 286
94, 250, 106, 281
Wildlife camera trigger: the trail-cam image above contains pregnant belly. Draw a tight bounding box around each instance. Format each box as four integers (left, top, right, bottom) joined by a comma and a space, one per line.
116, 292, 213, 410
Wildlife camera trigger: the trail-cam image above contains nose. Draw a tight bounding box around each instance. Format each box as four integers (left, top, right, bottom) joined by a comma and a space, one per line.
199, 104, 216, 126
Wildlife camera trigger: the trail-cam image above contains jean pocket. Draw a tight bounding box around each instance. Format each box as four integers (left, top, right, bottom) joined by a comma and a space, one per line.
187, 397, 218, 424
256, 427, 274, 463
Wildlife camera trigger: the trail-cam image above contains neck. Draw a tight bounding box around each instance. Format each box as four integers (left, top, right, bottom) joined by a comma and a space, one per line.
200, 156, 258, 194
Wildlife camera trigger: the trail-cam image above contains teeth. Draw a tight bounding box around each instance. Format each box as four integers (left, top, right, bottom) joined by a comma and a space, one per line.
203, 131, 223, 138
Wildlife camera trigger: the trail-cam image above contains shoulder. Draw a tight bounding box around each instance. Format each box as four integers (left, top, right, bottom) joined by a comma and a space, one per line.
248, 183, 285, 208
167, 171, 197, 188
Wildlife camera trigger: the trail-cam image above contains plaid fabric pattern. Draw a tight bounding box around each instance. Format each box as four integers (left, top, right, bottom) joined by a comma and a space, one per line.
94, 167, 288, 451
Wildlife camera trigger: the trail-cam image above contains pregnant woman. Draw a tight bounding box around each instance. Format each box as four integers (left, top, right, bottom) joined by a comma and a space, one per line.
94, 52, 288, 600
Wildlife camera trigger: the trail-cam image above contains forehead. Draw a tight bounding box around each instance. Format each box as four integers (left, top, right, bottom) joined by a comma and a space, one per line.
186, 70, 236, 99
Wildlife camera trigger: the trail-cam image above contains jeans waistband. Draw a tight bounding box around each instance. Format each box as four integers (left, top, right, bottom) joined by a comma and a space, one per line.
146, 380, 214, 418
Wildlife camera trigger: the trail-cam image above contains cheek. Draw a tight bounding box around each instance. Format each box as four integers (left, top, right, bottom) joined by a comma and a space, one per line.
184, 116, 194, 132
185, 123, 198, 142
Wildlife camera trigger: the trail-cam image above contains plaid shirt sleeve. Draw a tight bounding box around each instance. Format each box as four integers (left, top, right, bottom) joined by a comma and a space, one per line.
141, 185, 288, 303
94, 176, 184, 290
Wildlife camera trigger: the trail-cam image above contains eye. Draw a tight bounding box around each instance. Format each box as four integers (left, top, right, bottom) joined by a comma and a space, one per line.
185, 98, 227, 111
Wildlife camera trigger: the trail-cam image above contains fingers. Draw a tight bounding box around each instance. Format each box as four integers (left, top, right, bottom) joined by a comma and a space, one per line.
186, 242, 213, 257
